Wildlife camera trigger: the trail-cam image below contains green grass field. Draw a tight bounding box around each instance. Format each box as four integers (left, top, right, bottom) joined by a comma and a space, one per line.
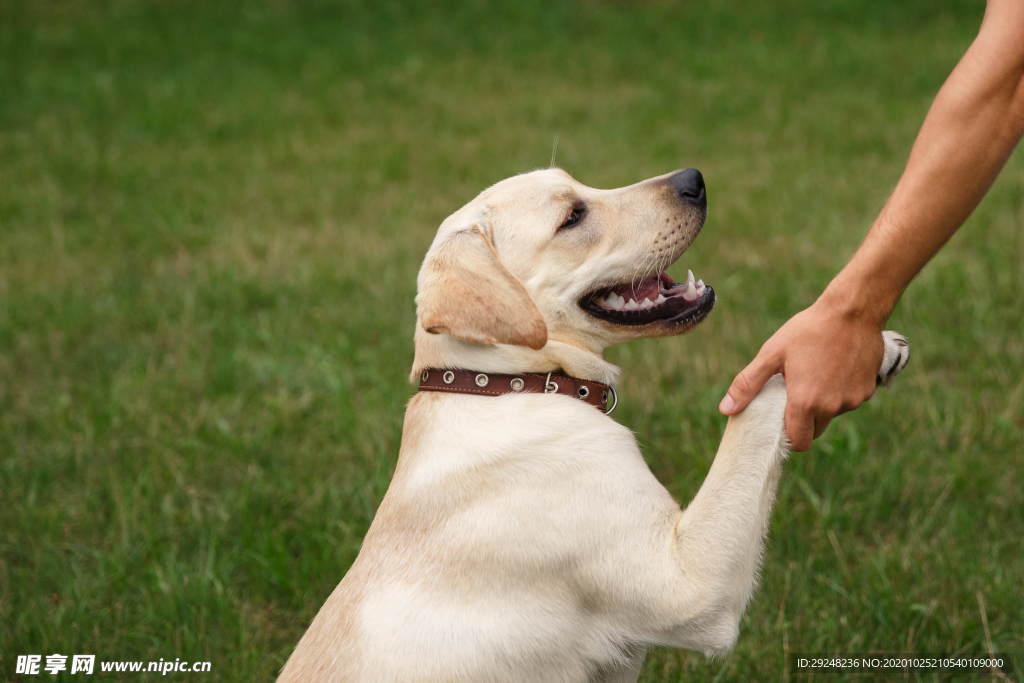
2, 0, 1022, 680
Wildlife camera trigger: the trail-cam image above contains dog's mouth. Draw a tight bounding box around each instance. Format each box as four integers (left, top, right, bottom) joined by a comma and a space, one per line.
580, 270, 715, 326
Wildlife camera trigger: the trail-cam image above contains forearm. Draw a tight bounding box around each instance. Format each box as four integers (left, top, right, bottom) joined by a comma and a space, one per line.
824, 0, 1024, 326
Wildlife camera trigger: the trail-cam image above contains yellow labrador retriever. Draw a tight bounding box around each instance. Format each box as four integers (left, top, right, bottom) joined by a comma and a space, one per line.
278, 168, 909, 682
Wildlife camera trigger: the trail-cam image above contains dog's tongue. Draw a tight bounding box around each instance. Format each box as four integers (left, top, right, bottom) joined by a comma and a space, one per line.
607, 274, 674, 302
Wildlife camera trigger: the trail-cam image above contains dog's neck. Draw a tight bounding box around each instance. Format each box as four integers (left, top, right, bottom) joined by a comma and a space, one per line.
410, 326, 620, 386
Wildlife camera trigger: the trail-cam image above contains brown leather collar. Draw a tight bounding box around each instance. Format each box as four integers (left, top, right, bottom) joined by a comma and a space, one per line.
418, 368, 616, 414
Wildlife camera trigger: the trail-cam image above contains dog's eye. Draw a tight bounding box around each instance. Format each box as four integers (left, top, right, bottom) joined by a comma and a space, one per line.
559, 207, 585, 230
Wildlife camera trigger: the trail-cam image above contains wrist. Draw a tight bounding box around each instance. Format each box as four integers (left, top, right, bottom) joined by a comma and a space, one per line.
816, 265, 897, 330
816, 215, 909, 328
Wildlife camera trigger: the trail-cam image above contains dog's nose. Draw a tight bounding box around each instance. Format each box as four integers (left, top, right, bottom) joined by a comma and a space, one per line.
669, 168, 706, 208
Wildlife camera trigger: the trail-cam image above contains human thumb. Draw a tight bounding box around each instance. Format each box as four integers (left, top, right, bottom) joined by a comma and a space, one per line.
720, 354, 781, 415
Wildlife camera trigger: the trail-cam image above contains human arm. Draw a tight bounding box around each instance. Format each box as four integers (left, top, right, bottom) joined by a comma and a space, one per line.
719, 0, 1024, 451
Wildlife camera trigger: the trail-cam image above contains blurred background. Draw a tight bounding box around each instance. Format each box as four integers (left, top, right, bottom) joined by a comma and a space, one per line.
1, 0, 1021, 680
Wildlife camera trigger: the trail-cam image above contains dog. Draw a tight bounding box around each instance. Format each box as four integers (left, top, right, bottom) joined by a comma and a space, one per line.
278, 168, 909, 682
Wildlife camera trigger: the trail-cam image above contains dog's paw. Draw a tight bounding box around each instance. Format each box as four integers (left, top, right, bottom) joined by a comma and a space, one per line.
877, 331, 909, 388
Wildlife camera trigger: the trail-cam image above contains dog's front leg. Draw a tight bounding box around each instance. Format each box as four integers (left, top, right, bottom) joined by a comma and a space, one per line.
660, 374, 789, 656
660, 331, 909, 655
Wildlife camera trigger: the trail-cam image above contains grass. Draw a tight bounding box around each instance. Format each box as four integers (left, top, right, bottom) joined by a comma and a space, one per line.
1, 0, 1022, 680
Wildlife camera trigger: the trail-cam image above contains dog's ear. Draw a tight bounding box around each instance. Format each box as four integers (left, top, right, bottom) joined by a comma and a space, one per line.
416, 223, 547, 350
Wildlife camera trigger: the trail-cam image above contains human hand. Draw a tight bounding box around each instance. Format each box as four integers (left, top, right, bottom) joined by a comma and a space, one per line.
718, 297, 885, 451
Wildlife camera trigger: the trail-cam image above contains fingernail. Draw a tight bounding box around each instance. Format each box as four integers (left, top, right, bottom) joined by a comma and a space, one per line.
719, 394, 736, 414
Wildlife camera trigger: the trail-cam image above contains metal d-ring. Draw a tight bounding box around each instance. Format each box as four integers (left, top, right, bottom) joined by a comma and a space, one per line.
603, 386, 618, 415
543, 372, 559, 394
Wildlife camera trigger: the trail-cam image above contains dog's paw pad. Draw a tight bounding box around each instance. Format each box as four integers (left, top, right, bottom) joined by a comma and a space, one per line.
877, 331, 909, 388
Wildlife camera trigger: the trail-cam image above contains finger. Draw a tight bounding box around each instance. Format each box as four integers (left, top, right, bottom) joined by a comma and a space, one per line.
720, 350, 783, 415
812, 414, 832, 440
835, 391, 870, 417
785, 400, 814, 452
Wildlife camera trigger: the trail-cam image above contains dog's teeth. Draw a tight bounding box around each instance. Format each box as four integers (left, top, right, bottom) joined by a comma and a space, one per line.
686, 269, 695, 286
684, 281, 698, 301
610, 294, 624, 310
641, 298, 654, 309
624, 298, 639, 310
655, 293, 666, 304
696, 279, 705, 293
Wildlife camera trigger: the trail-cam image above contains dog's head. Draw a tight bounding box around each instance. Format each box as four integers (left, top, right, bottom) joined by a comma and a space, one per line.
414, 168, 713, 378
